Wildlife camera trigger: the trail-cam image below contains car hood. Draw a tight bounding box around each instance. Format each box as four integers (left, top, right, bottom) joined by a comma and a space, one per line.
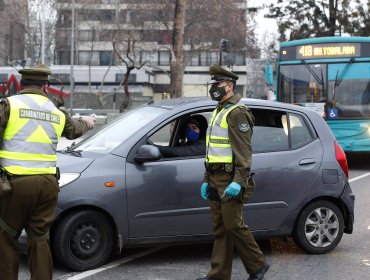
57, 152, 95, 173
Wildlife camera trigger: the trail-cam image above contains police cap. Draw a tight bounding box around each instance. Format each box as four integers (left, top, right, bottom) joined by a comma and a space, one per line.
208, 64, 239, 84
18, 64, 52, 81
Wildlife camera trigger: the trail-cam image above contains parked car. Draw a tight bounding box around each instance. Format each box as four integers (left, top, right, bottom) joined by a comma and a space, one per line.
44, 97, 354, 271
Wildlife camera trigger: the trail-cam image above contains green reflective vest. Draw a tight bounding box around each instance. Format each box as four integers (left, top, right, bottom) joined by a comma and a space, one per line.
206, 104, 240, 163
0, 94, 66, 175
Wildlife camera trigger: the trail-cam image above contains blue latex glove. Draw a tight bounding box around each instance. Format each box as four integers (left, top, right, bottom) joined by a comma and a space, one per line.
224, 182, 241, 197
200, 182, 209, 200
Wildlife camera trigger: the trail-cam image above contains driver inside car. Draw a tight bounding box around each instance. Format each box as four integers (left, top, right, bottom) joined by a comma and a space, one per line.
156, 115, 208, 158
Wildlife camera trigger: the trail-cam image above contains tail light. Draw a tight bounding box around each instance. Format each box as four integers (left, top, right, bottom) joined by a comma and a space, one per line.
335, 141, 348, 178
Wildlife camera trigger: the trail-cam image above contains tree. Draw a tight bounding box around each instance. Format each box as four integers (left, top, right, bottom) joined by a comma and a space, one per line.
266, 0, 351, 41
112, 38, 147, 112
347, 0, 370, 36
170, 0, 187, 98
142, 0, 259, 97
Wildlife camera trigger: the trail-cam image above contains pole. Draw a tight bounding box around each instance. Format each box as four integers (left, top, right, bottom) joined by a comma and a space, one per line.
41, 19, 45, 64
69, 0, 75, 115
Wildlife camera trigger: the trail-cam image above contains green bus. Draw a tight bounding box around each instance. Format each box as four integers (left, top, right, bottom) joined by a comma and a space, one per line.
276, 36, 370, 152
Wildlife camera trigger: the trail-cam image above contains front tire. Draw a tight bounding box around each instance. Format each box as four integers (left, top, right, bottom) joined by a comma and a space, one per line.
293, 200, 344, 254
52, 210, 114, 271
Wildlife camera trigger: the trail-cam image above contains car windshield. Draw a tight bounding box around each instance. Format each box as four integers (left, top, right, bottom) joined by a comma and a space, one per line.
74, 106, 168, 154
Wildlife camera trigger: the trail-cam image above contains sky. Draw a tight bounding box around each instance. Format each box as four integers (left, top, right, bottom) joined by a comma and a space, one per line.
249, 0, 279, 43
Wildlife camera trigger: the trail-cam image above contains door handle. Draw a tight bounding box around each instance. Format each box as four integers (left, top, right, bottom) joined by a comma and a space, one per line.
299, 158, 316, 165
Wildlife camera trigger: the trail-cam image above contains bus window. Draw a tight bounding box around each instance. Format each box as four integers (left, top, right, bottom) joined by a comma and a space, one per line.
328, 62, 370, 118
279, 64, 327, 105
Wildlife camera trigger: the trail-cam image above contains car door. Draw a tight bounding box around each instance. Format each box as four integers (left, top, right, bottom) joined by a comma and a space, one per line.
125, 111, 213, 238
246, 108, 323, 231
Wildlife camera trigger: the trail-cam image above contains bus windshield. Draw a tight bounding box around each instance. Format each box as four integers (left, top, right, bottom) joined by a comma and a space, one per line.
279, 62, 370, 119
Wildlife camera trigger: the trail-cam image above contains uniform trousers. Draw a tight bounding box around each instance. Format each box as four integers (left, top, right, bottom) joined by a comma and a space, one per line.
0, 175, 59, 280
207, 171, 265, 280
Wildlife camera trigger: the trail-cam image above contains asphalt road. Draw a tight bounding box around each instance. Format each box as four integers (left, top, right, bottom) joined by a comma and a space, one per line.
17, 153, 370, 280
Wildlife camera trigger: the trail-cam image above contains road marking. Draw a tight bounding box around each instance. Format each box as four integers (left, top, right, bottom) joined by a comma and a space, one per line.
362, 259, 370, 266
368, 225, 370, 230
67, 245, 169, 280
349, 172, 370, 183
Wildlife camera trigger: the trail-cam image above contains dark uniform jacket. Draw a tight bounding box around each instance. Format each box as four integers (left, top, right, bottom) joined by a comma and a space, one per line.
0, 87, 91, 146
157, 138, 206, 158
204, 93, 254, 185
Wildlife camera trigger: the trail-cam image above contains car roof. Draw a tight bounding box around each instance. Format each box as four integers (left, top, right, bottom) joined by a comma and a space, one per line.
145, 96, 319, 117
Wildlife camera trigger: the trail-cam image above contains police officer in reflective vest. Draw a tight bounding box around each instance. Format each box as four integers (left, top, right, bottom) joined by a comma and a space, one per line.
197, 64, 269, 280
0, 64, 95, 280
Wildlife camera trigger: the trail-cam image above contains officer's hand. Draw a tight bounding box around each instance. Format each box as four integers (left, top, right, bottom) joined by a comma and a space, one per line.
200, 182, 209, 200
81, 115, 96, 130
224, 182, 241, 197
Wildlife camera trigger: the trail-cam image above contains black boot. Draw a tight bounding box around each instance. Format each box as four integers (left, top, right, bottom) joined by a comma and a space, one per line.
248, 263, 270, 280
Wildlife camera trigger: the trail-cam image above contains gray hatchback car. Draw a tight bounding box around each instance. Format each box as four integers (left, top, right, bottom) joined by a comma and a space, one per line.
48, 97, 354, 271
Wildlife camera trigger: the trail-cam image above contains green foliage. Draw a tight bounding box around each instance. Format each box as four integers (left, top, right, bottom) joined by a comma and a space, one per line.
266, 0, 352, 41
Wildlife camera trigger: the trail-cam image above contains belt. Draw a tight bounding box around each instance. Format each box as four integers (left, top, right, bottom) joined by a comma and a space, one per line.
205, 163, 234, 173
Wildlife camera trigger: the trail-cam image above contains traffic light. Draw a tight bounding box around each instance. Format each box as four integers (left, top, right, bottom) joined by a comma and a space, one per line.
220, 39, 229, 52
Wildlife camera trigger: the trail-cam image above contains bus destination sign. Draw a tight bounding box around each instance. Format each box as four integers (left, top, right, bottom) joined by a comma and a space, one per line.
296, 43, 361, 59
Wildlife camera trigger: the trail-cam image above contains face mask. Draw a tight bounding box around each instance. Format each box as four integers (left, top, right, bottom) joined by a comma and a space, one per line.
209, 84, 227, 101
186, 127, 200, 142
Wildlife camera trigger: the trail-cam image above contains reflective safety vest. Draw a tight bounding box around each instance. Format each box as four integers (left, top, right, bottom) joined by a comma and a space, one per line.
206, 104, 241, 164
0, 94, 66, 175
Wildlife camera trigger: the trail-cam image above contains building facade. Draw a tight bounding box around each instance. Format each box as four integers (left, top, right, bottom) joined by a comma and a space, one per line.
0, 0, 26, 66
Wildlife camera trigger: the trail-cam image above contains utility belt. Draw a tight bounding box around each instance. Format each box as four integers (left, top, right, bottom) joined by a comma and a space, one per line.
207, 174, 256, 203
0, 168, 12, 197
0, 167, 60, 197
205, 162, 234, 173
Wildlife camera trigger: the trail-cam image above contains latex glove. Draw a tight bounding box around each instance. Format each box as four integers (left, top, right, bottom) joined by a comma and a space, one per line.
224, 182, 241, 197
200, 182, 209, 200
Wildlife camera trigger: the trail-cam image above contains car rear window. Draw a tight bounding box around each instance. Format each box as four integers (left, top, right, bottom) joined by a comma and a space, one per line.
251, 109, 314, 153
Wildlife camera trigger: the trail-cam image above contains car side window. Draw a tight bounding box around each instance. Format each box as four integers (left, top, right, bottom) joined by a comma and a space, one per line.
148, 120, 177, 146
288, 113, 313, 149
251, 109, 289, 153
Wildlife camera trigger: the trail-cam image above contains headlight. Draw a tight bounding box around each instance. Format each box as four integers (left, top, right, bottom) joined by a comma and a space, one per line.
58, 173, 80, 187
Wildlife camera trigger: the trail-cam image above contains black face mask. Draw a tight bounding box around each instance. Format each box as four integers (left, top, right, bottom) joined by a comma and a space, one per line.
209, 84, 227, 101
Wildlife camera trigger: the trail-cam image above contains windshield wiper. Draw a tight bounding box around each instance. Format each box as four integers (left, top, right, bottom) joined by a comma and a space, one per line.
63, 142, 82, 157
301, 60, 326, 102
331, 57, 355, 105
301, 60, 325, 87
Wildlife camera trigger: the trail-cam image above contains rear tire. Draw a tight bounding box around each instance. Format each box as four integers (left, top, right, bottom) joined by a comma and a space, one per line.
52, 210, 114, 271
293, 200, 344, 254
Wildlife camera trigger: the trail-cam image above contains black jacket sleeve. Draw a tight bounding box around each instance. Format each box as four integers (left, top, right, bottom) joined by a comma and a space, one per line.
156, 139, 206, 158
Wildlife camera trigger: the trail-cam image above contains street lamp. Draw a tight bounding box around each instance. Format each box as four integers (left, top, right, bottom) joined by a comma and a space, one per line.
69, 0, 75, 115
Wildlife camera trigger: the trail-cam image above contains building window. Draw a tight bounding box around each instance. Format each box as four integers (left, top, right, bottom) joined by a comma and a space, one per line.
140, 51, 158, 66
78, 51, 99, 65
101, 10, 114, 22
56, 51, 71, 65
159, 50, 170, 66
79, 30, 94, 42
100, 51, 113, 66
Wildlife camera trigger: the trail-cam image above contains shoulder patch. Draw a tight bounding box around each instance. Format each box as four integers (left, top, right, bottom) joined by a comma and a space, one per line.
239, 121, 250, 132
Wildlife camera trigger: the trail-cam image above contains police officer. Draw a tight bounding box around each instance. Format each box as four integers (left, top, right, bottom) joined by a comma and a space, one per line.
0, 64, 95, 280
197, 64, 269, 280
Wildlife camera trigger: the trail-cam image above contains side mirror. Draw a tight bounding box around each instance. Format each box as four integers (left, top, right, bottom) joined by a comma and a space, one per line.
134, 145, 162, 163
